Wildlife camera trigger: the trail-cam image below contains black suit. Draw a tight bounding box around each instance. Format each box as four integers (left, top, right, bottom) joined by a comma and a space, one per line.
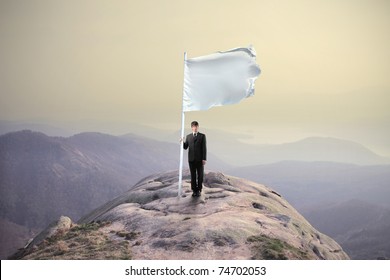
183, 132, 207, 192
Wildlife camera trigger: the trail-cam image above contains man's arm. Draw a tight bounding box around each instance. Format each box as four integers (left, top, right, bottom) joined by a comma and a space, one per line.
183, 135, 189, 150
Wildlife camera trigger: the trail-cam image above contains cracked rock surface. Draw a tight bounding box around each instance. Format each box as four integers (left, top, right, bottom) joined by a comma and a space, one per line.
76, 170, 349, 260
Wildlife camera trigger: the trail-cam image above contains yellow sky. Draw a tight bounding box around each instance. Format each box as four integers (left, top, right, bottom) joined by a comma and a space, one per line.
0, 0, 389, 154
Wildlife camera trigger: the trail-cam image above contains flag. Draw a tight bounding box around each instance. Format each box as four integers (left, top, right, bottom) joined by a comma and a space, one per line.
183, 46, 261, 112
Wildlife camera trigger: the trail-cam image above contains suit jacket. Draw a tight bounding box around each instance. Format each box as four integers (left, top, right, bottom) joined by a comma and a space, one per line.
183, 132, 207, 162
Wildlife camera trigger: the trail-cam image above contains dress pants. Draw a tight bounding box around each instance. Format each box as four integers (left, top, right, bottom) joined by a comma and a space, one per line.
189, 160, 204, 192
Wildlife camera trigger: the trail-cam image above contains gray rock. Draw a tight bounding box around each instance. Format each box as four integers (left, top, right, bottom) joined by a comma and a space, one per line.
76, 170, 349, 260
31, 216, 72, 246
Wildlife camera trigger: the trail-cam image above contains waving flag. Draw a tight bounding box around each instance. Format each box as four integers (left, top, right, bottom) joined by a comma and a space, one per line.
183, 46, 261, 112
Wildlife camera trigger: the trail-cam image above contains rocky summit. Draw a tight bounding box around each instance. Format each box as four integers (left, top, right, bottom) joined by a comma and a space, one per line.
13, 170, 349, 260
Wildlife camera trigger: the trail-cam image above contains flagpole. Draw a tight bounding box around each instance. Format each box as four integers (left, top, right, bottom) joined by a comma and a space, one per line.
178, 51, 187, 197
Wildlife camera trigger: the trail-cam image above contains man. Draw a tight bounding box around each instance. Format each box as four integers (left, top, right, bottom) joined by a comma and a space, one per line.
183, 121, 207, 197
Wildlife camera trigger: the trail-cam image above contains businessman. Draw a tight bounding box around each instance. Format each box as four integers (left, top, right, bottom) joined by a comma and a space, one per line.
183, 121, 207, 197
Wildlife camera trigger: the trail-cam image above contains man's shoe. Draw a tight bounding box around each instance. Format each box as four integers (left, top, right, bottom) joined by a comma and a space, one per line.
195, 191, 201, 197
192, 192, 196, 197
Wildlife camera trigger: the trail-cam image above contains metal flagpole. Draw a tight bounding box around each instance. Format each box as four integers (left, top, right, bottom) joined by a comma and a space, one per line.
178, 52, 187, 197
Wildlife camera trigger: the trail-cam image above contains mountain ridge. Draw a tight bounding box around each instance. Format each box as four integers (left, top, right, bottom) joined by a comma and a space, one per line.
222, 136, 390, 166
2, 122, 389, 166
228, 161, 390, 208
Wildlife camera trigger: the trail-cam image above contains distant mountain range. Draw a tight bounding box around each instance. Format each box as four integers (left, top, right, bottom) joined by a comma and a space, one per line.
151, 130, 390, 166
2, 120, 389, 166
214, 136, 390, 166
228, 161, 390, 208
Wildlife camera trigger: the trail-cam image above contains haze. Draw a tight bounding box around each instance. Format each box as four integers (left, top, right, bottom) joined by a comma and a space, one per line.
0, 0, 389, 155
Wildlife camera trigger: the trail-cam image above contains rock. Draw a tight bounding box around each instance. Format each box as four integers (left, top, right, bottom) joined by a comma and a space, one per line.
13, 171, 349, 259
47, 216, 72, 237
74, 170, 349, 260
29, 216, 72, 247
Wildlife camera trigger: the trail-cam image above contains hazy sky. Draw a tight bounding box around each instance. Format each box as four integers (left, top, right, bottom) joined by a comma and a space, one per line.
1, 0, 389, 154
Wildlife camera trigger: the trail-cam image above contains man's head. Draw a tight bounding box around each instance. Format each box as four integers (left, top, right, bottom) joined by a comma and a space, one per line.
191, 121, 199, 133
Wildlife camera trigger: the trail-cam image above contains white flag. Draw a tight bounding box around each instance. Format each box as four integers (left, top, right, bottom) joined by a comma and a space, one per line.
183, 46, 261, 112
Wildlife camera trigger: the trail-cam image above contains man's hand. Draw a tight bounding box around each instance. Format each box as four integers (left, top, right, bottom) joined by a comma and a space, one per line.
202, 160, 207, 165
179, 137, 185, 143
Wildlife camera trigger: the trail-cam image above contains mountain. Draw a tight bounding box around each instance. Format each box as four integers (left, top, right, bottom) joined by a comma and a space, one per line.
149, 132, 390, 166
0, 130, 229, 258
216, 137, 390, 166
228, 161, 390, 208
0, 218, 35, 257
0, 130, 174, 228
10, 171, 349, 260
228, 161, 390, 259
303, 200, 390, 260
3, 120, 389, 166
161, 132, 390, 166
0, 120, 73, 137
